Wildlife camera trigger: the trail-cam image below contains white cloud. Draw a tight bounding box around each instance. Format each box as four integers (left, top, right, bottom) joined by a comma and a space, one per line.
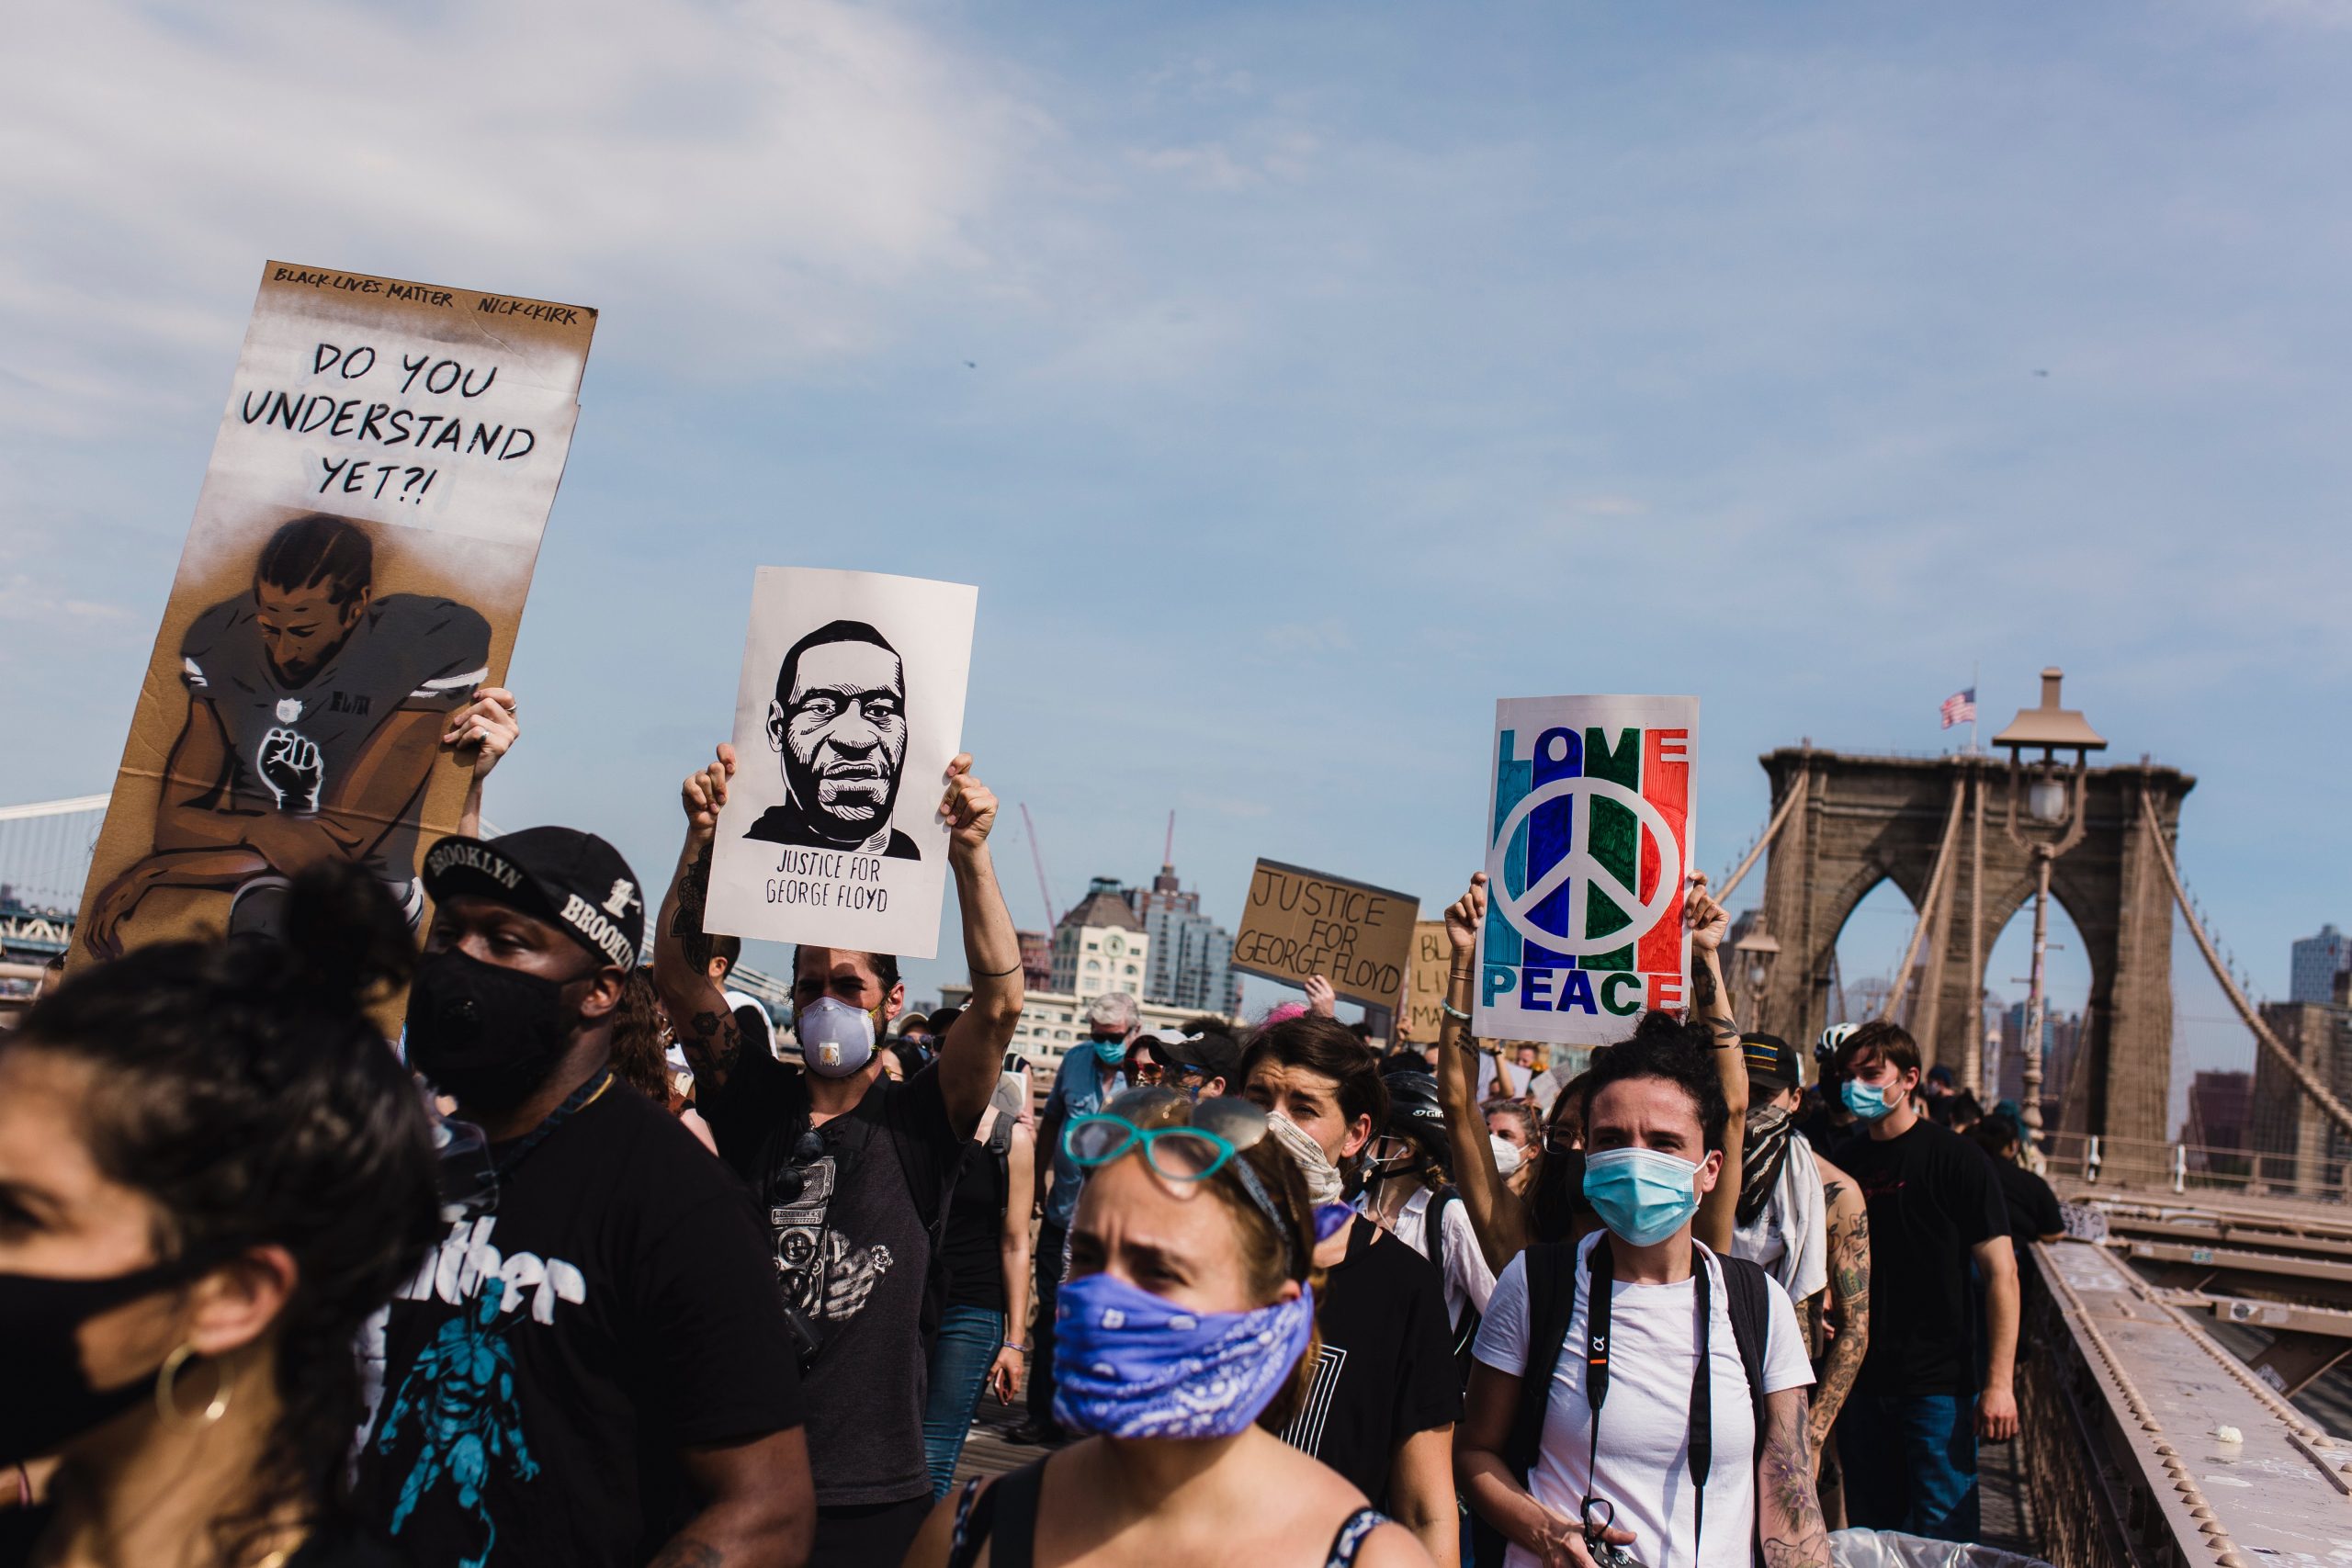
0, 0, 1044, 434
0, 571, 133, 630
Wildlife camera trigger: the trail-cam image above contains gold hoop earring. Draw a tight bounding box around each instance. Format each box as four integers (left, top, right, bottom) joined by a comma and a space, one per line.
155, 1344, 230, 1426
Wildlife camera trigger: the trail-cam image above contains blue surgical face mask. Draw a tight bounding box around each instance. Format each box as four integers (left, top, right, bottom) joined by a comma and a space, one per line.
1582, 1146, 1703, 1247
1841, 1077, 1898, 1122
1051, 1269, 1313, 1439
1090, 1033, 1127, 1065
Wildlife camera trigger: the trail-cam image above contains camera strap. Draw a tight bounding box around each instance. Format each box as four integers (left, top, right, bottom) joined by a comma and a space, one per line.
1581, 1235, 1713, 1560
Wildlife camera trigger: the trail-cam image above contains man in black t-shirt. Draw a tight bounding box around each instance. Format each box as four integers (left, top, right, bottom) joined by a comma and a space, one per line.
1240, 1015, 1460, 1567
657, 743, 1024, 1568
355, 826, 812, 1568
1831, 1021, 2018, 1542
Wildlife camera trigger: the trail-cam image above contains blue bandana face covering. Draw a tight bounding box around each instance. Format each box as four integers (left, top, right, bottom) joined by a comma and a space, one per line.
1841, 1077, 1898, 1122
1582, 1146, 1703, 1247
1051, 1270, 1314, 1439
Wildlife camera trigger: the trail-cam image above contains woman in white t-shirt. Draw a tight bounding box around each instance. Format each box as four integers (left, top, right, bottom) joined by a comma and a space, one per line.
1456, 1020, 1826, 1568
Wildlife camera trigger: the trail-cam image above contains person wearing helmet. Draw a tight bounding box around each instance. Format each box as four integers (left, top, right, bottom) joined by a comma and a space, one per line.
1797, 1021, 1862, 1150
1357, 1071, 1498, 1358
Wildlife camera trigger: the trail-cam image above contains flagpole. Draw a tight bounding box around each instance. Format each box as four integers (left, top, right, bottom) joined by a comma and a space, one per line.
1970, 660, 1980, 755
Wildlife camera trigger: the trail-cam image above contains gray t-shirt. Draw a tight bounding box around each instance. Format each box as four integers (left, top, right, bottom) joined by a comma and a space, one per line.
709, 1053, 960, 1507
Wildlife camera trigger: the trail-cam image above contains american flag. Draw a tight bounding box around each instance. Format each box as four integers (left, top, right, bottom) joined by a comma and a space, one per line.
1940, 687, 1977, 729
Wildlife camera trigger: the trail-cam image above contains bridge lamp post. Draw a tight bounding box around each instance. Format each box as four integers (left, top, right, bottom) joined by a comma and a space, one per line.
1733, 919, 1780, 1037
1993, 669, 2107, 1139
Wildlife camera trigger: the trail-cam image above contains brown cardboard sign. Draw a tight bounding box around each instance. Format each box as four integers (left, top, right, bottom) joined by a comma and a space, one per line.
1230, 858, 1419, 1010
74, 261, 595, 964
1398, 920, 1453, 1041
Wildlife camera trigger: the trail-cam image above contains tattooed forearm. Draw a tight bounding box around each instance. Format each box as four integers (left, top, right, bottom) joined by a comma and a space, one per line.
1812, 1293, 1867, 1447
1759, 1390, 1830, 1568
683, 1009, 743, 1084
669, 843, 717, 970
1812, 1201, 1871, 1445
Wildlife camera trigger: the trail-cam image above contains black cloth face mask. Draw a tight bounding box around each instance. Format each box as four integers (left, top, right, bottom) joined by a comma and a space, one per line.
405, 949, 583, 1112
0, 1257, 205, 1466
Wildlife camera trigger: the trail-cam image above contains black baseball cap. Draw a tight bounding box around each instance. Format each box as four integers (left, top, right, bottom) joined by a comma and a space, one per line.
422, 828, 645, 970
1741, 1032, 1802, 1093
1136, 1027, 1238, 1088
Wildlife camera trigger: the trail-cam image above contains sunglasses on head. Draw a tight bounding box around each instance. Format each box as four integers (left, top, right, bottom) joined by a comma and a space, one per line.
1064, 1087, 1300, 1272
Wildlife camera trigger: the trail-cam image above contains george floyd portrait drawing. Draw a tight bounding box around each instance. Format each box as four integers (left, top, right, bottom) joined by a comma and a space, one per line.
746, 619, 922, 861
82, 513, 492, 957
706, 567, 977, 960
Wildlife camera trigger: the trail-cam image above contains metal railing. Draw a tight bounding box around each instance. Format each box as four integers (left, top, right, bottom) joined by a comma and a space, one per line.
2037, 1131, 2352, 1204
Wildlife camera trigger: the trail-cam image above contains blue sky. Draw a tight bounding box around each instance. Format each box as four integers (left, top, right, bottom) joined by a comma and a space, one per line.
6, 0, 2346, 1128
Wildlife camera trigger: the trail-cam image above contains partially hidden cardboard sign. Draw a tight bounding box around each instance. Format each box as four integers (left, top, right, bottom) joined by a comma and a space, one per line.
705, 567, 978, 960
1231, 859, 1419, 1010
1398, 920, 1453, 1041
77, 261, 594, 963
1475, 695, 1697, 1046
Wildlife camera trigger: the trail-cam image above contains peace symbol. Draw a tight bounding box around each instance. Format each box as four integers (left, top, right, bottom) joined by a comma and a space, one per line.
1488, 775, 1681, 956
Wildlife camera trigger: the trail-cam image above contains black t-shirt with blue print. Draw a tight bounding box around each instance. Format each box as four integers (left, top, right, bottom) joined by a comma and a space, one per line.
351, 1084, 802, 1568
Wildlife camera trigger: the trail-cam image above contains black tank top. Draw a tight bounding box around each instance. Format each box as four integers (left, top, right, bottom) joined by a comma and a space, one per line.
942, 1118, 1012, 1311
946, 1460, 1387, 1568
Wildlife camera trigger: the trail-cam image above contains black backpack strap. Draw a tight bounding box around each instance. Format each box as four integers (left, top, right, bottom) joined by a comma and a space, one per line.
948, 1459, 1046, 1568
1430, 1190, 1483, 1368
983, 1104, 1015, 1196
1717, 1251, 1772, 1456
1504, 1240, 1585, 1487
1713, 1248, 1776, 1568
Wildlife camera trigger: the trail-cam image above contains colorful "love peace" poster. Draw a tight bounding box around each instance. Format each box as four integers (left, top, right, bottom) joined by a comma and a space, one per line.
1474, 694, 1697, 1046
76, 261, 594, 964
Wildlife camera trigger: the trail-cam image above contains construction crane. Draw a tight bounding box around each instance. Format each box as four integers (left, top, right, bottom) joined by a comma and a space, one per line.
1019, 803, 1058, 929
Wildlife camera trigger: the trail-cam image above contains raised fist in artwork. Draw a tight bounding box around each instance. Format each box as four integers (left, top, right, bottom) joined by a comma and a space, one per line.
259, 728, 325, 814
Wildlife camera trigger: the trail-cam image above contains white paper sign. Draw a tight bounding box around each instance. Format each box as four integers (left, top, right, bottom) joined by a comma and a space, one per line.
705, 567, 978, 959
1474, 694, 1698, 1046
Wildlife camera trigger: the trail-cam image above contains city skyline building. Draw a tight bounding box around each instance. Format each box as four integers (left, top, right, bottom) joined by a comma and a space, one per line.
1128, 861, 1244, 1018
2252, 996, 2352, 1195
2182, 1069, 2253, 1167
1998, 999, 2083, 1125
1050, 876, 1148, 1002
2292, 925, 2352, 1006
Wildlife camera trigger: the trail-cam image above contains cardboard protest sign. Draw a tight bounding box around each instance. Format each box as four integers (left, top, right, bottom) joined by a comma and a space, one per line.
1231, 859, 1419, 1010
705, 567, 978, 960
1398, 920, 1453, 1041
1475, 695, 1697, 1046
76, 262, 594, 964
